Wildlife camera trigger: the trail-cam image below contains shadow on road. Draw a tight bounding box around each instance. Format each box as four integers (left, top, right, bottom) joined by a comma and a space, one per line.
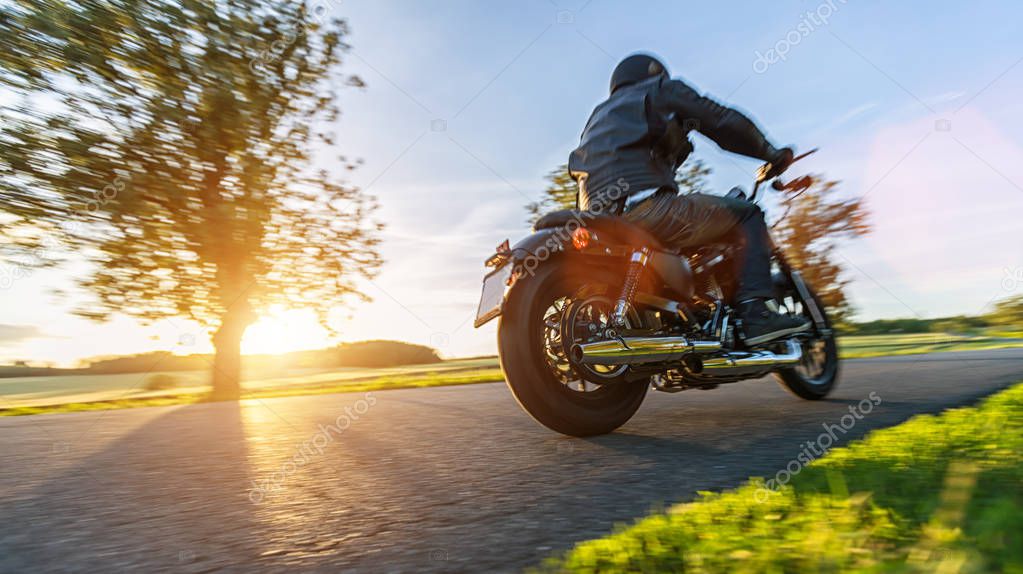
0, 402, 261, 572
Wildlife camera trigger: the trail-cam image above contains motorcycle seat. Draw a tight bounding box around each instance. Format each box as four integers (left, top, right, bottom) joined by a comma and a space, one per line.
534, 209, 664, 251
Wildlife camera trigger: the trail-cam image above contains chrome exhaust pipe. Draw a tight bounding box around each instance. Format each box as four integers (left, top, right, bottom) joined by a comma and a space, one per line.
572, 337, 722, 366
694, 339, 803, 376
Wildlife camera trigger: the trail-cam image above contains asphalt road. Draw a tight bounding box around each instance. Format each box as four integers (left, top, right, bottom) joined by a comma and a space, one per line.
1, 348, 1021, 573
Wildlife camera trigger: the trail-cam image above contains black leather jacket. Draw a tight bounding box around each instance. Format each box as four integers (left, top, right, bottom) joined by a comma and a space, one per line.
568, 75, 781, 211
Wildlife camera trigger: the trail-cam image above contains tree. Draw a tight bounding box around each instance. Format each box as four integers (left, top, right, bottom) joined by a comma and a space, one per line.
0, 1, 382, 399
672, 158, 713, 196
986, 295, 1023, 328
770, 178, 870, 323
526, 165, 579, 224
930, 315, 989, 335
526, 159, 712, 225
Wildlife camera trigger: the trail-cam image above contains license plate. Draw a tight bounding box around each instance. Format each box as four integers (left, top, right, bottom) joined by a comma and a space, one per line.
474, 263, 513, 327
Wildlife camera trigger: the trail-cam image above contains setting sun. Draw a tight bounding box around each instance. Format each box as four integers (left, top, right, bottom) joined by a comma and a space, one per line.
241, 308, 333, 356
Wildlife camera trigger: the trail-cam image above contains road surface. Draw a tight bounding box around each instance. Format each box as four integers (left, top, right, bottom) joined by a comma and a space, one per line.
1, 349, 1021, 573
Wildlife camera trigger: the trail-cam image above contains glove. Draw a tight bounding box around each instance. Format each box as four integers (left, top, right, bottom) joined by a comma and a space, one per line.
764, 147, 795, 179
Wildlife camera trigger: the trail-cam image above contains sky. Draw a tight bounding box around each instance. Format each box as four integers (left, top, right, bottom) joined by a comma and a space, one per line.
2, 0, 1023, 365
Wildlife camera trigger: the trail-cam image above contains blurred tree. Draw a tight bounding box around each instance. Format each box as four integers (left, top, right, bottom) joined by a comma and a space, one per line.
770, 178, 870, 324
327, 340, 441, 368
929, 315, 989, 335
526, 159, 712, 225
0, 0, 382, 399
986, 295, 1023, 327
673, 158, 713, 196
838, 317, 935, 336
526, 165, 578, 225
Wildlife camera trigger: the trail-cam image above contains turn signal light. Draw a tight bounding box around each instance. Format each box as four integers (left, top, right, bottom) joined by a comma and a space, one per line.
571, 227, 591, 250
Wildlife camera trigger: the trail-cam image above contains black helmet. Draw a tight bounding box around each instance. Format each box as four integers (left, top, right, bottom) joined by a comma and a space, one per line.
610, 53, 668, 93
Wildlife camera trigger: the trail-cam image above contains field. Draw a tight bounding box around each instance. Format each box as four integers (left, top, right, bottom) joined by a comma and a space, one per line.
2, 332, 1022, 416
841, 331, 1023, 358
0, 357, 501, 410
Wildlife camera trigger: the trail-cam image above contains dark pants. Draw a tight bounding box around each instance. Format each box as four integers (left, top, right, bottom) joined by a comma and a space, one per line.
623, 190, 774, 302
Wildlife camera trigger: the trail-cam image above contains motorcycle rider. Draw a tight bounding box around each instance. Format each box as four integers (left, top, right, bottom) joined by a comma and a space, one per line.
568, 53, 809, 345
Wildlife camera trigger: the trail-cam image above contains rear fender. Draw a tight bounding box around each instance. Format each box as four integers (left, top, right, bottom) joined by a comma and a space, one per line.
475, 228, 694, 328
508, 229, 693, 300
508, 228, 570, 276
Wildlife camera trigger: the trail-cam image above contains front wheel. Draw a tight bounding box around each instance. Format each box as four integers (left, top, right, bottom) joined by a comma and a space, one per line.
498, 263, 648, 436
773, 285, 840, 399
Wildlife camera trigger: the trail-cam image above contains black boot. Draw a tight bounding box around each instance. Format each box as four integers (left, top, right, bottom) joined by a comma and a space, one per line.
739, 299, 811, 345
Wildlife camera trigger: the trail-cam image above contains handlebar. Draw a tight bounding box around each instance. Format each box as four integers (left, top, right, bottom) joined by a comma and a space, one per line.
789, 148, 818, 163
751, 148, 818, 201
771, 175, 814, 193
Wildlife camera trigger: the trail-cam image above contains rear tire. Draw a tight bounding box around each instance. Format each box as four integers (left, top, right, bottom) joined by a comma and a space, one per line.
498, 263, 648, 436
774, 286, 839, 400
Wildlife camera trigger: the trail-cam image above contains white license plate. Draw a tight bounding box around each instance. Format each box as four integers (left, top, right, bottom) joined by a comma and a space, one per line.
474, 264, 513, 327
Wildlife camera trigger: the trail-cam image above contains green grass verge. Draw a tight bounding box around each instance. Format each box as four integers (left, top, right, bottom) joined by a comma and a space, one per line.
0, 367, 506, 417
3, 335, 1021, 417
840, 335, 1023, 359
0, 395, 206, 416
537, 383, 1023, 573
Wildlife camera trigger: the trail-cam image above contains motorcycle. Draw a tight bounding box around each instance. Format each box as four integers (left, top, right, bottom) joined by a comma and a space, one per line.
473, 150, 838, 436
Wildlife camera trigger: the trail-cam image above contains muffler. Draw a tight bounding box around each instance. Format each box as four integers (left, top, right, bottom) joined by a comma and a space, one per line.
690, 339, 803, 376
571, 337, 722, 366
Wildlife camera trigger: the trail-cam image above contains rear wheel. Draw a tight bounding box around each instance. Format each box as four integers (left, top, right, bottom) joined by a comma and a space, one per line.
773, 286, 839, 399
498, 263, 648, 436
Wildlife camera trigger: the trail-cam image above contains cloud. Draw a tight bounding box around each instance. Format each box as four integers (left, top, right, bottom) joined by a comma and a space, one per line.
816, 101, 879, 135
0, 324, 43, 344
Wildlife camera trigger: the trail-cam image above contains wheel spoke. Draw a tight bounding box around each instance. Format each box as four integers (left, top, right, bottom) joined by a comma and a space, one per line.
539, 293, 630, 394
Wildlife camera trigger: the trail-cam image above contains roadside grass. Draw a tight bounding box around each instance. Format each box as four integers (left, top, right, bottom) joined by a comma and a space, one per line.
840, 333, 1023, 359
537, 382, 1023, 573
0, 367, 506, 417
3, 333, 1022, 417
0, 395, 205, 416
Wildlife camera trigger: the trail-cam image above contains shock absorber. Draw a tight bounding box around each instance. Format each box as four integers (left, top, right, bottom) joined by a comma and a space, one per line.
612, 247, 650, 328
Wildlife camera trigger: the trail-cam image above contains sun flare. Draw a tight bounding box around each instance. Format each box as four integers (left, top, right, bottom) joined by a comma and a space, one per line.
241, 308, 333, 356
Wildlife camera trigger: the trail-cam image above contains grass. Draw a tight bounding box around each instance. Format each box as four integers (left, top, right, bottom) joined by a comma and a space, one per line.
0, 367, 506, 417
3, 332, 1021, 417
537, 382, 1023, 573
840, 332, 1023, 359
0, 356, 500, 404
0, 395, 206, 416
